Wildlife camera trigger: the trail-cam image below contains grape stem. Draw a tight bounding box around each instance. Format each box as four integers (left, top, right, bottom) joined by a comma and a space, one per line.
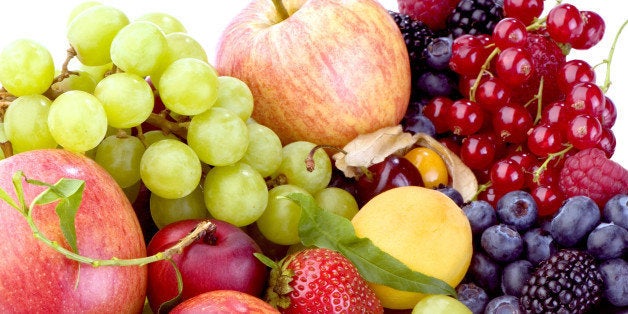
305, 144, 347, 172
145, 113, 189, 139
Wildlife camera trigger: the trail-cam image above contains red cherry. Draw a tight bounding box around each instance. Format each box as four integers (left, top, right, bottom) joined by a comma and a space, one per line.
557, 59, 596, 93
356, 155, 423, 207
492, 17, 528, 49
546, 3, 584, 44
503, 0, 544, 25
495, 47, 534, 86
571, 11, 605, 49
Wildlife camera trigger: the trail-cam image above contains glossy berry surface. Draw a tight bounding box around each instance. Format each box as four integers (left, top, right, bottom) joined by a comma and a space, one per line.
495, 47, 534, 86
355, 155, 423, 206
503, 0, 543, 25
550, 195, 601, 247
492, 17, 527, 49
496, 190, 538, 232
546, 3, 584, 44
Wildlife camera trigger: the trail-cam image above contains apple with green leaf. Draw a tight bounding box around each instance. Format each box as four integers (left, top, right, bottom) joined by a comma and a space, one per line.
0, 149, 147, 313
215, 0, 411, 147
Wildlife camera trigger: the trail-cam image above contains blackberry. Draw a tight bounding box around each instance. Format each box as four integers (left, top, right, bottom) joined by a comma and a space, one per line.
520, 249, 604, 314
446, 0, 504, 38
389, 11, 434, 73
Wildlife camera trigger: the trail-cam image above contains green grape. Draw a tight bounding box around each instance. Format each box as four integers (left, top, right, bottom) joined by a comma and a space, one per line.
110, 21, 167, 77
4, 95, 57, 153
149, 32, 208, 88
203, 162, 268, 227
48, 90, 107, 152
123, 180, 141, 203
51, 70, 97, 94
313, 187, 359, 220
66, 1, 102, 25
187, 107, 249, 166
94, 73, 154, 128
79, 62, 113, 82
140, 139, 201, 199
0, 39, 55, 96
241, 123, 283, 178
158, 58, 218, 115
94, 135, 145, 188
136, 12, 187, 34
274, 141, 332, 194
67, 5, 129, 66
141, 130, 178, 147
256, 184, 311, 245
150, 186, 210, 229
213, 76, 254, 121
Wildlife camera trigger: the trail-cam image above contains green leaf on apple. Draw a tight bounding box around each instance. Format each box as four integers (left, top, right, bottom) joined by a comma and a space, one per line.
287, 192, 457, 297
0, 172, 22, 213
27, 177, 85, 254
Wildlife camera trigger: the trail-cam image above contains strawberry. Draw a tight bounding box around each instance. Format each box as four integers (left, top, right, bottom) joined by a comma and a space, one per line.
397, 0, 459, 31
559, 148, 628, 208
264, 248, 383, 313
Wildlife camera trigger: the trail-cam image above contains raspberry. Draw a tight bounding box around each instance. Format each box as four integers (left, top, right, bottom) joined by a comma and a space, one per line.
510, 34, 566, 112
559, 148, 628, 208
397, 0, 459, 31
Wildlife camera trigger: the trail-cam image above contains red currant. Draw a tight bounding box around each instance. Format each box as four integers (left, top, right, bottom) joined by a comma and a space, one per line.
503, 0, 544, 25
423, 96, 453, 134
459, 134, 496, 170
495, 47, 534, 86
448, 99, 485, 136
490, 159, 526, 194
557, 59, 596, 93
596, 127, 616, 158
541, 101, 570, 134
492, 103, 533, 144
571, 11, 606, 49
477, 186, 504, 208
565, 81, 605, 118
565, 114, 603, 150
492, 17, 528, 49
450, 44, 490, 77
531, 185, 564, 217
546, 3, 584, 44
476, 77, 512, 112
527, 123, 564, 158
599, 96, 617, 129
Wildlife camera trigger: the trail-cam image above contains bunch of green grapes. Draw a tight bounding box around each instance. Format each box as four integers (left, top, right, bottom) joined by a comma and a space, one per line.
0, 2, 359, 244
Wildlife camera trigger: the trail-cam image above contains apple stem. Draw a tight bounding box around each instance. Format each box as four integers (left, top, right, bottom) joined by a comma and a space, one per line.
271, 0, 290, 22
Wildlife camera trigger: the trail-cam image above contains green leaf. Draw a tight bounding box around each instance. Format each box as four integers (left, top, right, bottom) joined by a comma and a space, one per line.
287, 192, 457, 297
28, 177, 85, 253
12, 171, 27, 214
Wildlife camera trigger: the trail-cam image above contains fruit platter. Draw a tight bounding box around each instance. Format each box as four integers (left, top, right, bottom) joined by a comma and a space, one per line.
0, 0, 626, 313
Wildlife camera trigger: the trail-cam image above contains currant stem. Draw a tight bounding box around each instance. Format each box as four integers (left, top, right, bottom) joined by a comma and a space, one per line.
601, 19, 628, 93
532, 144, 573, 184
469, 48, 499, 102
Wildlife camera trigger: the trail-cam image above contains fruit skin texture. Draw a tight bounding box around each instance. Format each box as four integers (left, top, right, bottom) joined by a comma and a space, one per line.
146, 219, 268, 313
0, 149, 147, 313
265, 247, 383, 313
215, 0, 410, 147
559, 148, 628, 208
351, 186, 473, 309
170, 290, 280, 314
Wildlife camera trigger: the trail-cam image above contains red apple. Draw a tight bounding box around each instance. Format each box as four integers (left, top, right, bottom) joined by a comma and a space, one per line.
170, 290, 280, 314
0, 149, 147, 312
146, 219, 268, 312
215, 0, 411, 147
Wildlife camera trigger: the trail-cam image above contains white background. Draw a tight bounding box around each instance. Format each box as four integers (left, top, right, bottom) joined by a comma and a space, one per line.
0, 0, 626, 167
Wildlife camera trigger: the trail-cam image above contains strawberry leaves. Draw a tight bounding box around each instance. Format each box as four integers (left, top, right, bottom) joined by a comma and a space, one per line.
288, 192, 457, 297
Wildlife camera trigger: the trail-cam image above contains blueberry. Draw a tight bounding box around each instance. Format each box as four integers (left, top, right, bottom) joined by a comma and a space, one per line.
468, 251, 502, 295
501, 259, 533, 297
424, 36, 453, 70
496, 190, 538, 232
481, 224, 523, 263
436, 185, 464, 207
462, 200, 497, 235
402, 114, 436, 136
415, 70, 457, 97
456, 282, 489, 314
603, 194, 628, 229
484, 295, 523, 314
550, 195, 601, 247
599, 258, 628, 307
587, 223, 628, 260
523, 227, 557, 265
